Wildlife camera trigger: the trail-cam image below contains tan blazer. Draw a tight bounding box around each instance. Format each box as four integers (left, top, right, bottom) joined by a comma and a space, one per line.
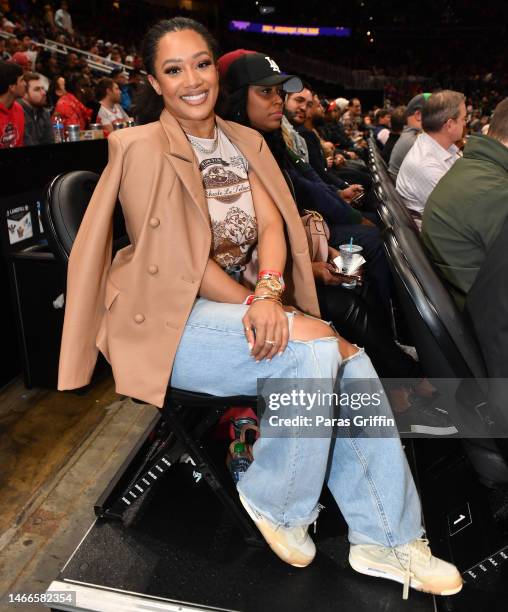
58, 109, 319, 407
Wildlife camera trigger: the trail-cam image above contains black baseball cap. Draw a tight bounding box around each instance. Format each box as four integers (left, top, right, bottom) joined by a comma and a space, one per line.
218, 50, 303, 94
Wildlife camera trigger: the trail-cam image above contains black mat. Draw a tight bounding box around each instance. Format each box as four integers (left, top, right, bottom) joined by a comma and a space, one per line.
415, 439, 508, 612
60, 460, 435, 612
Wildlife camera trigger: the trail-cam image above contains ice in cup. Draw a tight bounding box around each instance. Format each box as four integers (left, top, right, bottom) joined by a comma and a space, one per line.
338, 244, 363, 289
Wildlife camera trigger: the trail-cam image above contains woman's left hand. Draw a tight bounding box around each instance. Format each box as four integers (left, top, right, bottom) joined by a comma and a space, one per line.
242, 300, 289, 361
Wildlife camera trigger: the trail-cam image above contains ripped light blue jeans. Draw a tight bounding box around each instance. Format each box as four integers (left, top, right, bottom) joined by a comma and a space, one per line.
171, 298, 423, 547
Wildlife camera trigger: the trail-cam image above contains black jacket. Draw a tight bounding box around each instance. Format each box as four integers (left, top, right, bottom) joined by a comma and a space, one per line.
20, 100, 53, 146
295, 125, 346, 189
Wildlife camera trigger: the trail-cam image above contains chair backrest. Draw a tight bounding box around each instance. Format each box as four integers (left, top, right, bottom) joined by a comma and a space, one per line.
43, 170, 128, 264
384, 225, 487, 379
369, 139, 419, 232
380, 173, 420, 232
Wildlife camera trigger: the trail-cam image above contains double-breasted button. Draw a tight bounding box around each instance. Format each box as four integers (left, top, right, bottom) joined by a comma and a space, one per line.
133, 313, 145, 324
148, 264, 158, 275
149, 217, 160, 228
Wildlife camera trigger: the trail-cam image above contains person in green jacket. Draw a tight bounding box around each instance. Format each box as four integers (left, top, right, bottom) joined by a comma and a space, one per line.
422, 97, 508, 309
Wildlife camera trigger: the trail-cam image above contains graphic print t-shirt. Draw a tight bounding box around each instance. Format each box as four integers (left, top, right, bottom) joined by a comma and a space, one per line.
190, 128, 258, 284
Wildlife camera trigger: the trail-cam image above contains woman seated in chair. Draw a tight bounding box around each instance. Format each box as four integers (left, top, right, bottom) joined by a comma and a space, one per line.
57, 17, 461, 599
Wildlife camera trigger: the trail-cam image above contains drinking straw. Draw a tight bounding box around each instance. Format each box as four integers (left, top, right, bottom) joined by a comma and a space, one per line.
349, 237, 353, 252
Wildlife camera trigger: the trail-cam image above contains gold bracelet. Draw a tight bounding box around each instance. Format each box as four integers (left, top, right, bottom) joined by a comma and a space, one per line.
252, 295, 283, 307
255, 278, 283, 297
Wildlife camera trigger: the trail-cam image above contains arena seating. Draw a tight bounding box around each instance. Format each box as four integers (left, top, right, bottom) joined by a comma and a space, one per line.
368, 136, 508, 486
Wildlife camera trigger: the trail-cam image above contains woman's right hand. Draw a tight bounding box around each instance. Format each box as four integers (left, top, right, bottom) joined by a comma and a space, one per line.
312, 262, 344, 286
242, 300, 289, 361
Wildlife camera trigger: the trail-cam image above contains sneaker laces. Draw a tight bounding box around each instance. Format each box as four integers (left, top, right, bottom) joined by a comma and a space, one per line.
394, 538, 431, 600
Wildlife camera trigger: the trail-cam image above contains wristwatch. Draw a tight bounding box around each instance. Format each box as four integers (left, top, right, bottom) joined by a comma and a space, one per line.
258, 277, 283, 294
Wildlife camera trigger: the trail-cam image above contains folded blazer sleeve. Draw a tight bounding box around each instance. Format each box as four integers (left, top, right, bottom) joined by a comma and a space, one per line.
58, 133, 124, 390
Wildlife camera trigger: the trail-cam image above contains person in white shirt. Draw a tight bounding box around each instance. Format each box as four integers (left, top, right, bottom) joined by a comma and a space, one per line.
396, 90, 466, 228
96, 77, 129, 133
54, 1, 73, 35
373, 108, 392, 148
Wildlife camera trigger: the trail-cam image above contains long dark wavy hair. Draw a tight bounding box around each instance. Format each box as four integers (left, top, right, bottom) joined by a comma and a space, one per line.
134, 17, 220, 125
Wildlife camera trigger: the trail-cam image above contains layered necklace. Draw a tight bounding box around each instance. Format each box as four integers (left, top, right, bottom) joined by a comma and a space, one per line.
186, 125, 219, 155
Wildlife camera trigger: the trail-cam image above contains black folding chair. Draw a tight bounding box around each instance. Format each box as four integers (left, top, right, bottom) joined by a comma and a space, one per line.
43, 171, 263, 546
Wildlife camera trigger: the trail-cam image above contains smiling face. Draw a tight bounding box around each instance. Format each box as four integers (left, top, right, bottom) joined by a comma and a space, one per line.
246, 84, 285, 132
148, 29, 218, 132
285, 88, 313, 126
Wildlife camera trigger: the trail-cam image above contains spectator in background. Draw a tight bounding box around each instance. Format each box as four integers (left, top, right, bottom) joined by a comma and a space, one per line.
53, 72, 92, 129
321, 99, 357, 156
305, 96, 373, 191
19, 33, 33, 52
47, 74, 66, 110
19, 72, 53, 146
422, 97, 508, 308
0, 61, 25, 148
36, 50, 59, 86
0, 38, 10, 61
396, 90, 466, 226
282, 85, 312, 161
64, 51, 79, 73
127, 68, 144, 117
219, 50, 393, 310
389, 93, 430, 179
284, 86, 364, 202
341, 97, 365, 143
6, 38, 20, 58
10, 50, 31, 71
43, 3, 56, 34
381, 105, 406, 163
110, 68, 131, 113
109, 48, 123, 64
373, 108, 392, 149
55, 1, 73, 35
96, 77, 129, 133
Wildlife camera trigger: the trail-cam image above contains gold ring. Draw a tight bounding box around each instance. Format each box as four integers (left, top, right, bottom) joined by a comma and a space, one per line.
265, 340, 276, 345
244, 327, 251, 332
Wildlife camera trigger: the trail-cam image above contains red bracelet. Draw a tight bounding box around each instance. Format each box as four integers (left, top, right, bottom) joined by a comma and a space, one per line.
258, 269, 282, 279
243, 294, 255, 305
258, 269, 285, 290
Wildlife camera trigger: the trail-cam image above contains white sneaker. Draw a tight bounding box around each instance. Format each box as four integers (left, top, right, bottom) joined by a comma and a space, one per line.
349, 537, 463, 599
239, 495, 316, 567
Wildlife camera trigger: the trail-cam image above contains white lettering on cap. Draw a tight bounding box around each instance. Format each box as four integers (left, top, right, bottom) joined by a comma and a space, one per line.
265, 56, 281, 73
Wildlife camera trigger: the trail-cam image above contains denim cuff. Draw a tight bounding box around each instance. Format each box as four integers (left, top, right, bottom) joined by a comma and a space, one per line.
236, 489, 321, 529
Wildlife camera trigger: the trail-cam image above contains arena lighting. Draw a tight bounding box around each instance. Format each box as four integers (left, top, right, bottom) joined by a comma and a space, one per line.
228, 21, 351, 37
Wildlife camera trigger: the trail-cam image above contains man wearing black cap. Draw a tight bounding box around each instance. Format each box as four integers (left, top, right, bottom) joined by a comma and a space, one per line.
388, 93, 431, 179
